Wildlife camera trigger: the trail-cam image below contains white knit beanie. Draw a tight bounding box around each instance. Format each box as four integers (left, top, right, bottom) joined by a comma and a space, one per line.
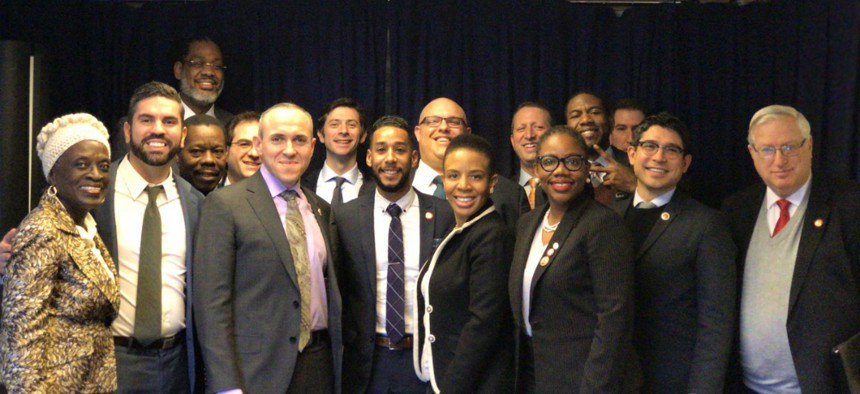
37, 113, 111, 179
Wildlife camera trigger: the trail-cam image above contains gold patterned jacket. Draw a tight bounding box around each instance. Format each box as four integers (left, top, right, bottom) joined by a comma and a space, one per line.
0, 191, 120, 394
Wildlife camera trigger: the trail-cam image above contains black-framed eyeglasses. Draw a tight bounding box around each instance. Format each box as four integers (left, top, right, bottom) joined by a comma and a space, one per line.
750, 138, 807, 159
419, 116, 466, 129
537, 154, 586, 172
185, 60, 227, 71
635, 141, 686, 159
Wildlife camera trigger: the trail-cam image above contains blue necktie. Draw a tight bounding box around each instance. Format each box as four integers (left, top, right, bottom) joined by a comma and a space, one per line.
432, 175, 445, 200
385, 203, 405, 343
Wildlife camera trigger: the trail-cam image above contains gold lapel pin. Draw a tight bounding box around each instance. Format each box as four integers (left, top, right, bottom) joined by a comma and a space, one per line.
539, 256, 550, 266
814, 218, 824, 228
661, 212, 670, 221
425, 212, 434, 220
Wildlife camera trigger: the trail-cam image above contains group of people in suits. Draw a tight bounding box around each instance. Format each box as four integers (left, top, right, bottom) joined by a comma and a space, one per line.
0, 39, 858, 394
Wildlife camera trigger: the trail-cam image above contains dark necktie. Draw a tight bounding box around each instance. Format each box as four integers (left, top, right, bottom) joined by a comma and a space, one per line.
385, 203, 405, 344
135, 185, 163, 345
331, 176, 346, 206
773, 199, 791, 237
432, 175, 446, 200
282, 190, 312, 351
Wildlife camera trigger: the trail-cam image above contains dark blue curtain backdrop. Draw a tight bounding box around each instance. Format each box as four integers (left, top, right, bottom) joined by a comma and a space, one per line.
1, 0, 858, 207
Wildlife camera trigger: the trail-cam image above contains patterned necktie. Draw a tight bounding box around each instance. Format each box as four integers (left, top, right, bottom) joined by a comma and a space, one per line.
432, 175, 446, 200
385, 203, 405, 344
281, 190, 312, 351
135, 185, 163, 345
528, 178, 538, 210
773, 199, 791, 237
331, 176, 346, 206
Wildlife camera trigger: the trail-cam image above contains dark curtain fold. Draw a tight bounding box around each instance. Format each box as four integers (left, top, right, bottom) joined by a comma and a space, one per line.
1, 0, 857, 208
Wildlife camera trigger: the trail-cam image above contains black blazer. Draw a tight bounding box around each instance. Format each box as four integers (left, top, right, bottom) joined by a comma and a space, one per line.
333, 190, 453, 394
301, 166, 376, 199
414, 206, 515, 394
509, 173, 547, 210
611, 192, 736, 393
509, 193, 635, 393
92, 159, 204, 392
192, 172, 343, 394
722, 176, 860, 393
491, 176, 530, 226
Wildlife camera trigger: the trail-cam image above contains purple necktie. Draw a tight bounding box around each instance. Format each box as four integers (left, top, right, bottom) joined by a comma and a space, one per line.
385, 203, 405, 343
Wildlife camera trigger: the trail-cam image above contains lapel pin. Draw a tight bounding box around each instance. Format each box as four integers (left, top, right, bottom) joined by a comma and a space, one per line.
552, 242, 559, 250
425, 212, 434, 220
661, 212, 671, 221
814, 218, 824, 228
547, 248, 555, 257
539, 256, 550, 266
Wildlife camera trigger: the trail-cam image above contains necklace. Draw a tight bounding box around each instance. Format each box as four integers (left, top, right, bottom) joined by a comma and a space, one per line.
542, 211, 559, 232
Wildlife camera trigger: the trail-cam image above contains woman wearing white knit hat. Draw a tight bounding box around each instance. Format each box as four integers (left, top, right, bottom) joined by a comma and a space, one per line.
0, 113, 120, 393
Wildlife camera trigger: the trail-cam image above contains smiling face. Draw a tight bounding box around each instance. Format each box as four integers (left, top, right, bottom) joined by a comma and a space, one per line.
565, 93, 608, 150
226, 119, 262, 183
748, 116, 812, 198
49, 140, 111, 223
125, 96, 185, 167
536, 133, 589, 211
367, 126, 418, 201
319, 106, 366, 160
256, 106, 315, 188
415, 98, 470, 172
174, 40, 224, 109
179, 124, 227, 194
443, 148, 497, 226
628, 125, 691, 201
511, 106, 551, 172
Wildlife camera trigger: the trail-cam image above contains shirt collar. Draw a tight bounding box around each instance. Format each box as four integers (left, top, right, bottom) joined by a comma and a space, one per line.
181, 98, 216, 120
632, 187, 676, 208
765, 174, 811, 209
320, 161, 360, 185
415, 160, 442, 189
375, 187, 417, 213
117, 155, 179, 202
518, 168, 536, 187
260, 164, 305, 200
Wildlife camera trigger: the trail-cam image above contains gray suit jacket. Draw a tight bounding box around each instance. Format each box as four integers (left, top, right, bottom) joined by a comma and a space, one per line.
611, 192, 736, 393
334, 190, 453, 394
92, 159, 204, 392
193, 171, 343, 394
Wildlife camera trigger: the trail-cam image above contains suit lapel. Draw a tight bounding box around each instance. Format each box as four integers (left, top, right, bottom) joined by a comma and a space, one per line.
247, 173, 299, 288
636, 194, 682, 260
418, 193, 440, 266
93, 161, 119, 264
360, 196, 377, 295
788, 180, 829, 315
529, 197, 589, 296
510, 207, 544, 320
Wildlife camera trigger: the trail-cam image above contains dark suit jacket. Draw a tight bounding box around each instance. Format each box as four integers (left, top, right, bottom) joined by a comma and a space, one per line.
213, 106, 233, 124
509, 193, 635, 393
192, 171, 343, 394
415, 206, 514, 394
92, 159, 203, 392
722, 176, 860, 393
509, 173, 547, 210
334, 190, 453, 394
301, 166, 376, 200
491, 176, 529, 226
611, 193, 736, 393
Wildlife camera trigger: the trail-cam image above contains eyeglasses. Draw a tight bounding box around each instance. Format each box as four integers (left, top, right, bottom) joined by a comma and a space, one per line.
635, 141, 686, 160
419, 116, 466, 129
185, 60, 227, 71
750, 138, 807, 159
229, 139, 254, 152
536, 155, 586, 172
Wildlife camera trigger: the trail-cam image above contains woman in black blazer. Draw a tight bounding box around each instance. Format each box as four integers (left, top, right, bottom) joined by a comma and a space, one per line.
413, 134, 514, 393
509, 126, 637, 393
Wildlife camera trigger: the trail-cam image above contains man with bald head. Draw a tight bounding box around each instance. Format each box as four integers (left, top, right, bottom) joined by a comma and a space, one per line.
413, 97, 528, 225
565, 92, 636, 205
193, 103, 342, 394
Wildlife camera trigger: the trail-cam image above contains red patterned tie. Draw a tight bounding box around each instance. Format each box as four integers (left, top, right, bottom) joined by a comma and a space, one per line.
772, 199, 791, 237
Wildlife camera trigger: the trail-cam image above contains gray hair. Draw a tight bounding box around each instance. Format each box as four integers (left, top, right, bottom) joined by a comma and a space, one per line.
748, 105, 811, 145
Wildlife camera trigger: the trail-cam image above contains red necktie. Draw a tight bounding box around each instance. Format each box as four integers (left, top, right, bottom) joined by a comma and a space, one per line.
772, 199, 791, 237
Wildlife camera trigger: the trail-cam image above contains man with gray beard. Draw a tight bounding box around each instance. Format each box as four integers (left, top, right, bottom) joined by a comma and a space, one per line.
171, 36, 233, 122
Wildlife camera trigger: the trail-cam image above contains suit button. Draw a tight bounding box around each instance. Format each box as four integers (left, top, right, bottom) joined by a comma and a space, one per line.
293, 300, 300, 308
289, 337, 297, 344
428, 334, 435, 343
426, 305, 433, 313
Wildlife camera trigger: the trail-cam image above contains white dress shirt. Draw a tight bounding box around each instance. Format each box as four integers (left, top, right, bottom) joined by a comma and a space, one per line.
521, 211, 550, 337
111, 156, 187, 338
765, 176, 810, 234
315, 162, 364, 204
412, 161, 442, 197
373, 188, 421, 335
632, 188, 676, 209
181, 99, 216, 120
